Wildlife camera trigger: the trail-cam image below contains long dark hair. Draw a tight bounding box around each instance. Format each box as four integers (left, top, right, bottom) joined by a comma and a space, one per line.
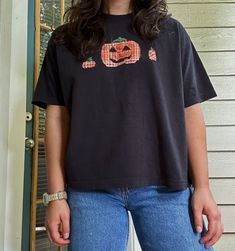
54, 0, 172, 62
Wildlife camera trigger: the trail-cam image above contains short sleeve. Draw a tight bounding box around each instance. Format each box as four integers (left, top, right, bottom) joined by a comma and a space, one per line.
179, 22, 218, 108
31, 32, 65, 109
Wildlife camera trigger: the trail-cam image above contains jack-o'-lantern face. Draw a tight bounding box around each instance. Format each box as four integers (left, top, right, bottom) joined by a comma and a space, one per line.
101, 36, 141, 67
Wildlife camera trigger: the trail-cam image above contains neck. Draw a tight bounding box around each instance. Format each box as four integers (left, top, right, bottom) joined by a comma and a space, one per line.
103, 0, 133, 15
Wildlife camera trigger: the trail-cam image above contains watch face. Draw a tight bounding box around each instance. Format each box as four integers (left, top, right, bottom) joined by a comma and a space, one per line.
43, 193, 49, 206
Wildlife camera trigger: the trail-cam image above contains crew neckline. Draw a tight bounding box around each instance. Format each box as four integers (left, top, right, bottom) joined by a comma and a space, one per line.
103, 12, 134, 20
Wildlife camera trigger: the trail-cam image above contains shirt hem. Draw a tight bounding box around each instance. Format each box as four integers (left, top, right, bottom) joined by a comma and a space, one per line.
66, 176, 191, 191
31, 98, 65, 109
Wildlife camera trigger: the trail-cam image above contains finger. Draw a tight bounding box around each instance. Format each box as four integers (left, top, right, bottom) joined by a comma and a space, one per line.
204, 224, 223, 248
45, 224, 53, 243
46, 224, 60, 247
200, 214, 218, 244
61, 214, 70, 240
192, 204, 203, 233
47, 229, 54, 245
48, 222, 70, 246
47, 225, 61, 247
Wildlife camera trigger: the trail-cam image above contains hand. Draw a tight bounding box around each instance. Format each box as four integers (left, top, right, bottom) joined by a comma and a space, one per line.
191, 186, 224, 249
44, 199, 71, 247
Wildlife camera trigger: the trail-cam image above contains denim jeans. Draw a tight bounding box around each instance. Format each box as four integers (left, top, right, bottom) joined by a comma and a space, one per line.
66, 184, 215, 251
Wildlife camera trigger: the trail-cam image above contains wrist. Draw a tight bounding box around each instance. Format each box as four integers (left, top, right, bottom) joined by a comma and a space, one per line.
48, 189, 65, 194
191, 180, 209, 190
193, 184, 210, 190
43, 190, 67, 206
48, 198, 67, 205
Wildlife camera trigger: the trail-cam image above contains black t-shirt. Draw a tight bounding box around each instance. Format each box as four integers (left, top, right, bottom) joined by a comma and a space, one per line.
32, 12, 217, 191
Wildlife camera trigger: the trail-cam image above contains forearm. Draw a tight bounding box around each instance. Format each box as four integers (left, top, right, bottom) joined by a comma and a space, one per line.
45, 105, 70, 193
184, 104, 210, 189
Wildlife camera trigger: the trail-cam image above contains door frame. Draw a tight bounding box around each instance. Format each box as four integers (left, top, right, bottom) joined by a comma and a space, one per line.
21, 0, 35, 250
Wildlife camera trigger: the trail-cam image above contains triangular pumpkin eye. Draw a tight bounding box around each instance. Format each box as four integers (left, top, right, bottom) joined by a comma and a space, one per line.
110, 47, 116, 52
123, 45, 130, 51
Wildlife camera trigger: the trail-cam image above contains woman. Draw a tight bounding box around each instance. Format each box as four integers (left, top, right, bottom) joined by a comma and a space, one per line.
32, 0, 223, 250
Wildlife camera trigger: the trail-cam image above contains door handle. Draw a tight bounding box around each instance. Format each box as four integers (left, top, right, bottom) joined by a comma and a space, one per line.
25, 137, 35, 150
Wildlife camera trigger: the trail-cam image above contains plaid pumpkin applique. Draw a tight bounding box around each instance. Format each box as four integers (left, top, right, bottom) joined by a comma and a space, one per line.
101, 36, 141, 67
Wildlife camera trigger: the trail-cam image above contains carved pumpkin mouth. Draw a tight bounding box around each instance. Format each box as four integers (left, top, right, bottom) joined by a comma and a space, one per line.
110, 54, 132, 63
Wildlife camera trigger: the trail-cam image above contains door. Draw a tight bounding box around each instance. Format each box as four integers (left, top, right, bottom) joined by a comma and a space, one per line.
29, 0, 70, 250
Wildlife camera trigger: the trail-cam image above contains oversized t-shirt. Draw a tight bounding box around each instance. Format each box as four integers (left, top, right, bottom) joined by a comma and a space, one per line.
31, 12, 218, 191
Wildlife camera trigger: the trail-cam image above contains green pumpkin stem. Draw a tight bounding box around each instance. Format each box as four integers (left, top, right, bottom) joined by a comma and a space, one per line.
112, 36, 127, 43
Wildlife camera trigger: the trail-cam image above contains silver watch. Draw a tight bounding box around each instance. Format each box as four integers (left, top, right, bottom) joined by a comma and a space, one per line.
43, 191, 67, 206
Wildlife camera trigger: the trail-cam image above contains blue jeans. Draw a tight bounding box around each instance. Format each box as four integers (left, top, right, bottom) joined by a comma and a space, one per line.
66, 185, 215, 251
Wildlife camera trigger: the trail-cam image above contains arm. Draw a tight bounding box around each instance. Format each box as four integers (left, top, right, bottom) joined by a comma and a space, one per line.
44, 105, 71, 246
184, 103, 210, 189
184, 103, 223, 249
45, 105, 69, 193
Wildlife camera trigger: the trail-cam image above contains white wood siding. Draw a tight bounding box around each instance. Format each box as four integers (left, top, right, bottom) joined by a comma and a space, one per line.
128, 1, 235, 250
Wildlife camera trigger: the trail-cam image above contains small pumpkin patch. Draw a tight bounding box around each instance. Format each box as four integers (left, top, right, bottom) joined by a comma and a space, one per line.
148, 47, 157, 61
82, 57, 96, 69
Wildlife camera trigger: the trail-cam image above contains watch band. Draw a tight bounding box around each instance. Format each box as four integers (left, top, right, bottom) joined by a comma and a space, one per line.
43, 191, 67, 206
48, 191, 67, 201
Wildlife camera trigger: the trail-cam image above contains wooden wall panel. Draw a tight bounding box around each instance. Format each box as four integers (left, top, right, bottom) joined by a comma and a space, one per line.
209, 179, 235, 204
207, 127, 235, 151
199, 52, 235, 76
186, 28, 235, 51
208, 152, 235, 177
168, 4, 235, 27
202, 101, 235, 126
209, 76, 235, 100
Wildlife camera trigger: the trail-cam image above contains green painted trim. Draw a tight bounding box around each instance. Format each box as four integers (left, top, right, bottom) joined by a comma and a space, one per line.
21, 0, 35, 250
